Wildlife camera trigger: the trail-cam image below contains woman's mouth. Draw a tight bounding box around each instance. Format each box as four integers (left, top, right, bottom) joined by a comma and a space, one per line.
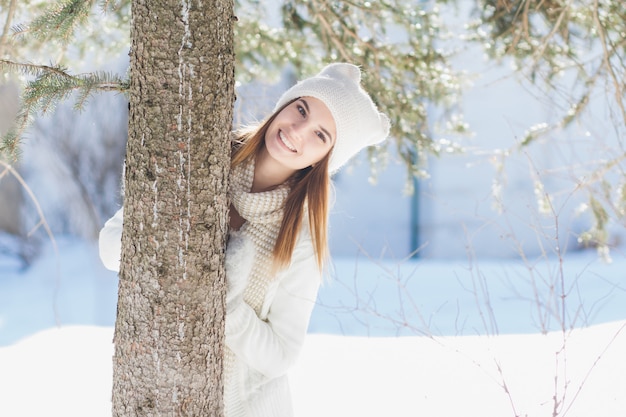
279, 131, 297, 152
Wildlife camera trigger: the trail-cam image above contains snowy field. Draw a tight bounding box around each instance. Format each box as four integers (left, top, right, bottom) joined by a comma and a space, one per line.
1, 237, 625, 416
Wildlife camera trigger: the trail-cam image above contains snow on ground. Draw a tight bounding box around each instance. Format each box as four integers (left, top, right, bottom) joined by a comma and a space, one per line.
1, 237, 625, 416
292, 321, 626, 417
0, 322, 624, 417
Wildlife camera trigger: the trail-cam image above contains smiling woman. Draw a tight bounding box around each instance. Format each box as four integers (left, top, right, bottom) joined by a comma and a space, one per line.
99, 63, 390, 417
261, 97, 336, 179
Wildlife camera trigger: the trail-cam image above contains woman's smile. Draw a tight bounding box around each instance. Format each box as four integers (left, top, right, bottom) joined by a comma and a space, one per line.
278, 130, 298, 152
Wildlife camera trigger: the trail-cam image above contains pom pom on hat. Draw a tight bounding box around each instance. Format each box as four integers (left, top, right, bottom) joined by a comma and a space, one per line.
274, 63, 390, 173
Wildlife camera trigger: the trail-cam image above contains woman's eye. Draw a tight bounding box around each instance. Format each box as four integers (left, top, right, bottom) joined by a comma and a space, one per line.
297, 105, 306, 117
316, 131, 326, 142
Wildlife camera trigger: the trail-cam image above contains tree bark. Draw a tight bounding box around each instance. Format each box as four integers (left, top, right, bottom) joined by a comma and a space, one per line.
112, 1, 235, 416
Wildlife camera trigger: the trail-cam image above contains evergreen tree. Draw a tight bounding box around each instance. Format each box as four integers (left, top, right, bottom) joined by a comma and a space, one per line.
111, 0, 234, 415
470, 0, 626, 254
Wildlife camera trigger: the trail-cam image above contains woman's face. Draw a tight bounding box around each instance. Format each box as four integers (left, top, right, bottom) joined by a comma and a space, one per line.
264, 96, 336, 172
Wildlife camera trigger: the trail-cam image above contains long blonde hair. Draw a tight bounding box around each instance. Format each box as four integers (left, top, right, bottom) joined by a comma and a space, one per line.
231, 101, 331, 271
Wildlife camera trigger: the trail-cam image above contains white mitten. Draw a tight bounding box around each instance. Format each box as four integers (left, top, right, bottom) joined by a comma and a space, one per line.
224, 231, 255, 312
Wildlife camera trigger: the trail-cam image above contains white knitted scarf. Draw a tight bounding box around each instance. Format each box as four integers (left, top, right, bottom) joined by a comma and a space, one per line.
224, 159, 293, 417
228, 158, 290, 315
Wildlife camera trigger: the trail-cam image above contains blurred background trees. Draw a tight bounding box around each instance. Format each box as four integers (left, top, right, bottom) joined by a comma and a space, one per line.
1, 0, 624, 264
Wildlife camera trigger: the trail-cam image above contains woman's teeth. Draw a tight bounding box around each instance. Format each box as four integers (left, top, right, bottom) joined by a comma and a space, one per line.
279, 131, 297, 152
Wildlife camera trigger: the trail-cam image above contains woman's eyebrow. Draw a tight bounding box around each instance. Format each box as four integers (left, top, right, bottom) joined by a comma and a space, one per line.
300, 98, 334, 144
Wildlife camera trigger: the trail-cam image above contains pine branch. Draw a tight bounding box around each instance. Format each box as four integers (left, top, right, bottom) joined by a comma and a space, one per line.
11, 0, 95, 44
0, 59, 73, 79
0, 59, 129, 161
0, 130, 23, 161
1, 59, 128, 104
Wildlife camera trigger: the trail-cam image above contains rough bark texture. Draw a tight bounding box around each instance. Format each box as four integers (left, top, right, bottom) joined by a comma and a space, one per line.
112, 1, 235, 416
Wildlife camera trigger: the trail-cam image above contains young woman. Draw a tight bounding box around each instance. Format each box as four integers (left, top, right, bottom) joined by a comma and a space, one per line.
99, 62, 390, 417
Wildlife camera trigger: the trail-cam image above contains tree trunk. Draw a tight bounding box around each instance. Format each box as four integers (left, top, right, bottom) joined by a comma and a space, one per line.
112, 1, 235, 416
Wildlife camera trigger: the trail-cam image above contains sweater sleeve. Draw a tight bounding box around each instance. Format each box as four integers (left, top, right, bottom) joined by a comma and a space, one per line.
99, 207, 124, 272
224, 232, 321, 379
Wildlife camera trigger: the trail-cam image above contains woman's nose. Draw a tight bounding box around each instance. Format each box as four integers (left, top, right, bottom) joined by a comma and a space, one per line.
289, 121, 308, 140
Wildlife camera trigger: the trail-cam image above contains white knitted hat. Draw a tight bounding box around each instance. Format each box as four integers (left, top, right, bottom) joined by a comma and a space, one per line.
274, 63, 390, 173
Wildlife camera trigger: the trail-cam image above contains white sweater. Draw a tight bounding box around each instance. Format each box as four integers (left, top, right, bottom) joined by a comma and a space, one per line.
99, 207, 321, 417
